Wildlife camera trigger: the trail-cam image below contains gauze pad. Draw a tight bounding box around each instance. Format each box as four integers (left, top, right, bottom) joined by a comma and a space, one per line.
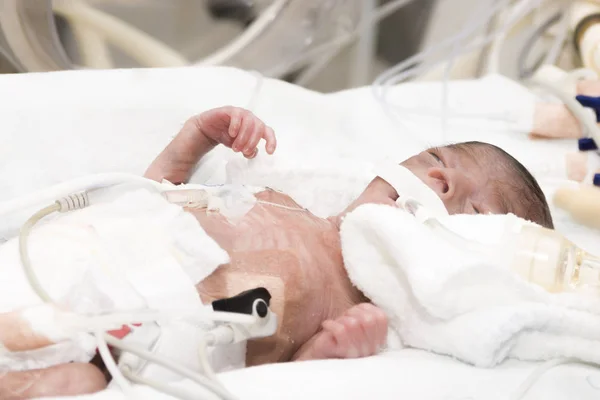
0, 187, 229, 370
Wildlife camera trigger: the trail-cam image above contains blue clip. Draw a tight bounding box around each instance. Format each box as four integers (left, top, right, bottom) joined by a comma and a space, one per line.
594, 173, 600, 187
579, 137, 598, 151
576, 95, 600, 122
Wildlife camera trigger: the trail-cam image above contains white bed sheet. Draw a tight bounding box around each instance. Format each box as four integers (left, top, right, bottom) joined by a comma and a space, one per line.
0, 66, 598, 399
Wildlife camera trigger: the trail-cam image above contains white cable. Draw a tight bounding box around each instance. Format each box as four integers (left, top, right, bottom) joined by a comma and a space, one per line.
16, 193, 255, 400
265, 0, 416, 78
69, 21, 114, 69
53, 0, 188, 68
440, 0, 498, 140
509, 358, 579, 400
198, 326, 235, 385
371, 0, 541, 131
246, 70, 265, 113
95, 331, 133, 394
198, 336, 218, 383
0, 0, 58, 72
256, 200, 305, 211
527, 76, 600, 146
196, 0, 290, 67
374, 0, 533, 91
0, 173, 164, 219
543, 0, 571, 67
104, 334, 238, 400
294, 44, 348, 87
18, 203, 60, 303
71, 309, 256, 333
349, 0, 378, 88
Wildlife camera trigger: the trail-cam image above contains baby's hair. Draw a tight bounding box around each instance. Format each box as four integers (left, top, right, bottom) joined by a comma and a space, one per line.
447, 141, 554, 229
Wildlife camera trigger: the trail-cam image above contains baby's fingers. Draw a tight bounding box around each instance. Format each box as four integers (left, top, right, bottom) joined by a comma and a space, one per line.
228, 107, 243, 139
242, 121, 264, 159
263, 126, 277, 154
232, 116, 255, 152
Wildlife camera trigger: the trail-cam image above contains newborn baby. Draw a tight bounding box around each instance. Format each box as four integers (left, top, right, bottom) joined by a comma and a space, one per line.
2, 107, 553, 399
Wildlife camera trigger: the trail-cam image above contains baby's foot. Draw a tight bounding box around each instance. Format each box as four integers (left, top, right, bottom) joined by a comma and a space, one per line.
294, 303, 388, 361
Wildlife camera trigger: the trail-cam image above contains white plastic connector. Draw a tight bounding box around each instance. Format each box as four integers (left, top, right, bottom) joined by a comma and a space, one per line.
204, 325, 235, 346
56, 192, 90, 212
213, 299, 278, 344
162, 189, 210, 208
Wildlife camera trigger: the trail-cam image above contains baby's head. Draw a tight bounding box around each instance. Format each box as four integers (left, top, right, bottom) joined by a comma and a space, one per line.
401, 141, 553, 228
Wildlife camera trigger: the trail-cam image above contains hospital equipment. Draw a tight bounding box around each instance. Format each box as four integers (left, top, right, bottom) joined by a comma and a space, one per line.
4, 175, 279, 400
0, 0, 407, 82
395, 192, 600, 296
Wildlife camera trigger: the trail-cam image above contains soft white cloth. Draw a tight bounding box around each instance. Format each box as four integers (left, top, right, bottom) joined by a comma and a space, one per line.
341, 203, 600, 368
0, 187, 230, 371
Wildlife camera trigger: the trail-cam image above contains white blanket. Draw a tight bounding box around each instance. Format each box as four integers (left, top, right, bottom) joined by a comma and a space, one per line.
341, 203, 600, 367
1, 66, 598, 399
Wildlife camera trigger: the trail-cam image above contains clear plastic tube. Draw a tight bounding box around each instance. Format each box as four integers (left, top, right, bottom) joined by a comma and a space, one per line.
371, 0, 538, 135
372, 0, 515, 90
440, 0, 497, 140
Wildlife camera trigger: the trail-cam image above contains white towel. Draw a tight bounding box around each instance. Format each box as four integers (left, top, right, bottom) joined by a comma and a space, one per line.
340, 204, 600, 367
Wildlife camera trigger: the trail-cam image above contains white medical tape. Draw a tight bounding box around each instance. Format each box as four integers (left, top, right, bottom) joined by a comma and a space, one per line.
20, 304, 73, 343
375, 163, 449, 219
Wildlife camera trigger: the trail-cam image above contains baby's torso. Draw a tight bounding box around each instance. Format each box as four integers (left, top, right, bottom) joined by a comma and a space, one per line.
183, 188, 353, 365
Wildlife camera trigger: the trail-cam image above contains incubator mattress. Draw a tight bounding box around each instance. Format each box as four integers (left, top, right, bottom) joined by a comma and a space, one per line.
0, 66, 597, 399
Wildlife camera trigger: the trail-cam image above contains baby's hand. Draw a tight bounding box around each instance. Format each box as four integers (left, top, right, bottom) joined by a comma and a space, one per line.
305, 303, 388, 360
196, 106, 277, 159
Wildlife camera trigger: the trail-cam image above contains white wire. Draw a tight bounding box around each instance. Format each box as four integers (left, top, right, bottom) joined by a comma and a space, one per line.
264, 0, 417, 78
198, 335, 219, 383
374, 0, 534, 90
440, 0, 498, 140
0, 173, 163, 219
527, 76, 600, 146
104, 334, 238, 400
196, 0, 290, 67
542, 0, 571, 67
509, 358, 580, 400
95, 331, 133, 395
16, 195, 255, 400
61, 309, 256, 335
349, 0, 378, 88
53, 0, 188, 68
372, 0, 514, 111
372, 0, 541, 129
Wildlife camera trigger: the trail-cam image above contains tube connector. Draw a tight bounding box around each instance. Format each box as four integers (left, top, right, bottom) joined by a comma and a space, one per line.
56, 192, 90, 212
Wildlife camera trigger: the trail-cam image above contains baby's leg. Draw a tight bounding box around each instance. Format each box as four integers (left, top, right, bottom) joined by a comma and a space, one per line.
0, 363, 107, 400
292, 303, 388, 361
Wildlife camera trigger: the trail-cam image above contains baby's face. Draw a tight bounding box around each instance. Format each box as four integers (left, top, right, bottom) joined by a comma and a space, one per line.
401, 146, 516, 216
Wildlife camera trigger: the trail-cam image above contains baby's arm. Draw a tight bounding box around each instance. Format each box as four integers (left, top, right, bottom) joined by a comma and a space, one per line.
292, 303, 388, 361
145, 106, 276, 183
